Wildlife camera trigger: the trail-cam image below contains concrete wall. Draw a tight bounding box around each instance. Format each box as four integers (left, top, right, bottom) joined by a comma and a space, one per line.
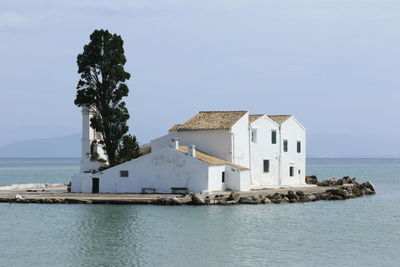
249, 116, 280, 188
279, 117, 306, 186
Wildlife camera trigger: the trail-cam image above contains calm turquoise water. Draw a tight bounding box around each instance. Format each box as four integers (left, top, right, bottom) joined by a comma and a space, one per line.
0, 158, 399, 267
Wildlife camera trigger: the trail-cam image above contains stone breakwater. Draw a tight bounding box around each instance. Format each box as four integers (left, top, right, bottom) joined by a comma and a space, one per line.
155, 177, 376, 205
0, 176, 374, 205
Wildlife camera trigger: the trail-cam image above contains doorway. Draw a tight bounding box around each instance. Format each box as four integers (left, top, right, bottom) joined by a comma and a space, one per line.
92, 178, 99, 193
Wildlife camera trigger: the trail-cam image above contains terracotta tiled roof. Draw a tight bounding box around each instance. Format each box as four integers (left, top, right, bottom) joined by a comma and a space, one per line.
168, 124, 181, 132
175, 111, 247, 131
249, 114, 263, 124
268, 115, 292, 125
178, 146, 249, 171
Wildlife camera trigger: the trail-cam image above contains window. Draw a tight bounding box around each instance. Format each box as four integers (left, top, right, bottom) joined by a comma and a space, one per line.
297, 141, 301, 153
298, 169, 301, 174
271, 130, 277, 144
283, 140, 288, 152
263, 160, 270, 173
289, 167, 294, 177
120, 170, 129, 177
251, 129, 257, 143
222, 171, 225, 183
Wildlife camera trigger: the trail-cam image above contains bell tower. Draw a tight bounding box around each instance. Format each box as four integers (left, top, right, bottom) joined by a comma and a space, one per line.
80, 106, 93, 172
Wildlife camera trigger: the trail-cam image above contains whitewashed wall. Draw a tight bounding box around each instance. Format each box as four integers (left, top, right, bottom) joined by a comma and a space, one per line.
80, 107, 108, 173
77, 146, 211, 193
249, 116, 280, 188
208, 165, 226, 192
279, 117, 306, 186
231, 112, 250, 168
225, 166, 250, 191
177, 130, 232, 161
150, 132, 178, 151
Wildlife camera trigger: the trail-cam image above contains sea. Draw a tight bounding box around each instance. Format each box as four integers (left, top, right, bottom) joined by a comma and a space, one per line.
0, 158, 399, 267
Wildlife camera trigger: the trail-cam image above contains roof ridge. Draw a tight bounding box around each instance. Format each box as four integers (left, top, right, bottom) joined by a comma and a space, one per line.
176, 111, 247, 131
198, 110, 248, 113
249, 114, 264, 124
267, 115, 292, 125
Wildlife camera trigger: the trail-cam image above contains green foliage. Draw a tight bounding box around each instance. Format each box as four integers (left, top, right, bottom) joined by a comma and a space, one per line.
90, 141, 107, 163
98, 165, 111, 172
117, 134, 141, 163
75, 29, 131, 166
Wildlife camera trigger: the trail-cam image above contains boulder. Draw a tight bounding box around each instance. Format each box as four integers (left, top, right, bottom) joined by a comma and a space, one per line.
305, 175, 319, 185
326, 188, 350, 199
335, 176, 356, 185
269, 193, 282, 204
281, 197, 290, 203
154, 197, 170, 205
227, 192, 241, 201
318, 178, 337, 187
309, 195, 317, 201
362, 181, 376, 194
320, 192, 334, 200
216, 199, 239, 205
361, 187, 374, 195
299, 193, 313, 202
286, 191, 299, 202
332, 195, 344, 200
207, 198, 216, 205
351, 185, 363, 197
340, 186, 356, 198
155, 196, 192, 205
170, 195, 192, 205
313, 192, 324, 200
239, 196, 262, 204
191, 193, 206, 205
263, 197, 272, 204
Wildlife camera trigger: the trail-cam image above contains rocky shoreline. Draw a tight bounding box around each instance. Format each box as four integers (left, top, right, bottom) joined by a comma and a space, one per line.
0, 176, 375, 205
155, 176, 376, 205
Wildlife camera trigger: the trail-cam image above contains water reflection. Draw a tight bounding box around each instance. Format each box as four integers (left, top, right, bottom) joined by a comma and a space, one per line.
70, 205, 145, 266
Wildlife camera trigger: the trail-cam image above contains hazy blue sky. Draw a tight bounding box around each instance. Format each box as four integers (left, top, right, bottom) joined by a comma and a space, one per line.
1, 0, 400, 156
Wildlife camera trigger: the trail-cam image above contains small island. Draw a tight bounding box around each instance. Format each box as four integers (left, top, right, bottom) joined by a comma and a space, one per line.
0, 176, 375, 205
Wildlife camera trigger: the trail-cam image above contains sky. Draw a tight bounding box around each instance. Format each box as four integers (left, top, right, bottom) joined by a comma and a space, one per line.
1, 0, 400, 157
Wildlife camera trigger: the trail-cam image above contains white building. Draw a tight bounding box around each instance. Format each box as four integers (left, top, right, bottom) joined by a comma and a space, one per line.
72, 110, 306, 193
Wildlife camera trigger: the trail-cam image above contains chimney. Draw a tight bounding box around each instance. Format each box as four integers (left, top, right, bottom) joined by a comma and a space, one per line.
189, 145, 196, 157
170, 138, 179, 149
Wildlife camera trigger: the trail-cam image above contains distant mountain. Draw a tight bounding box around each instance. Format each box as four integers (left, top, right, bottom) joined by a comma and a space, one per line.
0, 134, 81, 157
0, 125, 80, 147
0, 132, 397, 158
